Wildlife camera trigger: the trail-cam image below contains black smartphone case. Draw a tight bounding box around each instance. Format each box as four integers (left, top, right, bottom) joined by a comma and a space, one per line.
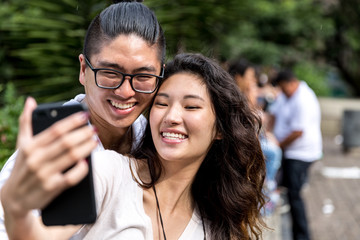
32, 102, 97, 226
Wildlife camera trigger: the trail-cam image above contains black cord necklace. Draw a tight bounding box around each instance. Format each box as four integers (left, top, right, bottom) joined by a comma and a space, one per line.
152, 185, 167, 240
152, 185, 207, 240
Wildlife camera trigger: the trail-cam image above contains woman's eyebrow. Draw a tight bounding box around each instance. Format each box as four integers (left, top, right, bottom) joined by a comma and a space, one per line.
184, 94, 205, 101
156, 93, 205, 101
156, 93, 169, 98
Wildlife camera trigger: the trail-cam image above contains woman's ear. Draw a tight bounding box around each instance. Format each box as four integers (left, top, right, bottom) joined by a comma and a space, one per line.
214, 130, 223, 140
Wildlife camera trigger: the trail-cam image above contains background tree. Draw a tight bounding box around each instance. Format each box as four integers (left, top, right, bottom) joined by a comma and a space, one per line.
147, 0, 339, 96
1, 0, 358, 101
0, 0, 108, 166
0, 83, 24, 168
0, 0, 108, 103
146, 0, 252, 58
325, 0, 360, 96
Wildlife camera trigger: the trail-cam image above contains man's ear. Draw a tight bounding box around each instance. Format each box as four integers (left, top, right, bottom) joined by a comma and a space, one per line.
79, 54, 86, 86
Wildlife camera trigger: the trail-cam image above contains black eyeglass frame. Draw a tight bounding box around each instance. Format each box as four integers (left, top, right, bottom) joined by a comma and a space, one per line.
84, 55, 164, 94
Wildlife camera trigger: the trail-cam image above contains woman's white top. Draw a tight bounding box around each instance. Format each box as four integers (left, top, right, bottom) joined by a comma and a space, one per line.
71, 150, 207, 240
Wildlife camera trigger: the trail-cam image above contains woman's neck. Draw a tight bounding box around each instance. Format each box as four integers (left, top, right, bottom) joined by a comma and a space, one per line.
151, 160, 202, 214
155, 175, 194, 214
141, 159, 202, 240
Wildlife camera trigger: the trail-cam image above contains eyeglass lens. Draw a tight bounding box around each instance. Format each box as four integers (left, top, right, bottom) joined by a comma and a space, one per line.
96, 70, 158, 92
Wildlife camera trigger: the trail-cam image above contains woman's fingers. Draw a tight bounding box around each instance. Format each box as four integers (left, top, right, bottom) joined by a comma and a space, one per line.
18, 105, 93, 170
61, 159, 89, 187
11, 158, 89, 213
16, 97, 37, 149
28, 110, 90, 152
37, 126, 98, 178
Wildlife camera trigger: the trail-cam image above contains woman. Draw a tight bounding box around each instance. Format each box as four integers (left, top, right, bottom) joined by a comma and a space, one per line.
2, 53, 266, 239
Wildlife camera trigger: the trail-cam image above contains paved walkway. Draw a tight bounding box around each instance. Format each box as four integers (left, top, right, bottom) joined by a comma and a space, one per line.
263, 135, 360, 240
303, 135, 360, 240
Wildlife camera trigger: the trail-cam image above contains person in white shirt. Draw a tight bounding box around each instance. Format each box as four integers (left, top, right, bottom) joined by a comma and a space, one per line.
1, 53, 267, 239
269, 70, 322, 240
0, 1, 165, 239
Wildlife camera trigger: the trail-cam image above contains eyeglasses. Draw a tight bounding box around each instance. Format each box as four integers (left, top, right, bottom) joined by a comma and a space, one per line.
84, 56, 164, 94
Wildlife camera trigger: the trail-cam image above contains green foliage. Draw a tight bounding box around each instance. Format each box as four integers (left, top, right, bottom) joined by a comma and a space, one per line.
293, 61, 332, 96
325, 0, 360, 96
145, 0, 252, 58
0, 0, 107, 103
1, 0, 359, 101
222, 0, 335, 66
145, 0, 339, 96
0, 82, 25, 169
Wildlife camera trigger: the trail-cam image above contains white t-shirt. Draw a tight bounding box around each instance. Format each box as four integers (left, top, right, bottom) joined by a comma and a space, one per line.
269, 81, 322, 162
71, 150, 207, 240
0, 94, 147, 239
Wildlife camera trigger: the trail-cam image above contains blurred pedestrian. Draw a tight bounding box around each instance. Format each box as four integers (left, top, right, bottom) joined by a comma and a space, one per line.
269, 70, 322, 240
228, 59, 282, 212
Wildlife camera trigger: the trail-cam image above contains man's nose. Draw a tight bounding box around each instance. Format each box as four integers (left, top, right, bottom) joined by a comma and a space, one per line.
114, 77, 136, 98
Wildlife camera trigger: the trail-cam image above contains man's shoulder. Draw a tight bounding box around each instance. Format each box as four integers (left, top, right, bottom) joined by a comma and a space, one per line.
133, 114, 147, 127
298, 81, 317, 97
63, 94, 86, 105
296, 82, 319, 104
0, 151, 18, 189
132, 115, 147, 150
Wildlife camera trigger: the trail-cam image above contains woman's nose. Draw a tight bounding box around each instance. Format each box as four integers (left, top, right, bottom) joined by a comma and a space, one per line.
163, 105, 182, 125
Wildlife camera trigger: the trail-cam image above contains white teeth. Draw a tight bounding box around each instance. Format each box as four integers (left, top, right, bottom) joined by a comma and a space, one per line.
162, 132, 186, 140
110, 101, 135, 110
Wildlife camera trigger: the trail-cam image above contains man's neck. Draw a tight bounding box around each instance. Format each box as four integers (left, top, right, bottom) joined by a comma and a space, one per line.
97, 125, 132, 154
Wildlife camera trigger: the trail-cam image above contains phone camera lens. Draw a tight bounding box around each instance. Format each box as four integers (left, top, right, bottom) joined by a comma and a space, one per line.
50, 109, 58, 118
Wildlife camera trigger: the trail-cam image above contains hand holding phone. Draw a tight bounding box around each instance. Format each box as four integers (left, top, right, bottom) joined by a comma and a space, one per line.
1, 98, 97, 236
31, 102, 97, 226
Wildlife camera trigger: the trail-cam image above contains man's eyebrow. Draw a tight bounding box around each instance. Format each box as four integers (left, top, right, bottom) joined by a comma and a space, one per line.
135, 66, 158, 73
97, 60, 157, 73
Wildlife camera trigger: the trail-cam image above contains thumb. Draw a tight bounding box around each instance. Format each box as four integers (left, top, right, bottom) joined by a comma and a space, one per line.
16, 97, 37, 148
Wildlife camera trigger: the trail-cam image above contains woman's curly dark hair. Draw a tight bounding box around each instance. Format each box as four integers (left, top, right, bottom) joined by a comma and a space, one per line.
133, 53, 266, 239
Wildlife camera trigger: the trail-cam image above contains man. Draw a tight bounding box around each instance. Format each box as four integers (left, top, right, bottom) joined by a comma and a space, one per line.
0, 1, 165, 239
269, 70, 322, 240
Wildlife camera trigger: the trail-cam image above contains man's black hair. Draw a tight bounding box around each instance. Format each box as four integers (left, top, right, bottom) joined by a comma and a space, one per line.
83, 1, 165, 64
272, 69, 296, 86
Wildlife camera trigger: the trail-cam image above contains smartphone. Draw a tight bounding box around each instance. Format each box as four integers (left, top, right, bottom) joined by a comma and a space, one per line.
32, 102, 97, 226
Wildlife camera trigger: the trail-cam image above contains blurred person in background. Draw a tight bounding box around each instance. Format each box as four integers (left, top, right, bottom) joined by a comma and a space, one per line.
228, 59, 282, 215
268, 70, 322, 240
